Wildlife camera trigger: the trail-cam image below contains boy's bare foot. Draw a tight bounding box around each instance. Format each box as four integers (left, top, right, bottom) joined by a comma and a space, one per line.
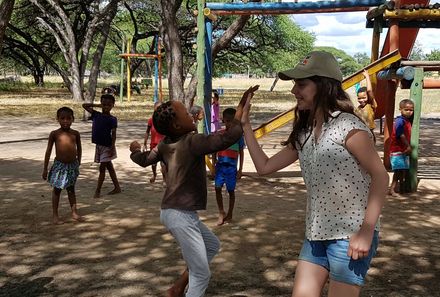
223, 214, 233, 224
388, 189, 398, 197
94, 191, 101, 198
53, 217, 64, 225
72, 214, 85, 222
216, 212, 226, 226
108, 188, 121, 195
150, 175, 156, 183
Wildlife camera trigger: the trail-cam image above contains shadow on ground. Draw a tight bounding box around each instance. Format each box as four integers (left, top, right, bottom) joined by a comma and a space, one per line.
0, 117, 440, 296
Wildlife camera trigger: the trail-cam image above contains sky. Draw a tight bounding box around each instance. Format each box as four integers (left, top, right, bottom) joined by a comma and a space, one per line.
286, 0, 440, 56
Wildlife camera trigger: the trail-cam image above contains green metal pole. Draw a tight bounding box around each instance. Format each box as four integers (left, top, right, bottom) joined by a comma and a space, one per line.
196, 0, 206, 127
408, 67, 423, 192
119, 37, 125, 103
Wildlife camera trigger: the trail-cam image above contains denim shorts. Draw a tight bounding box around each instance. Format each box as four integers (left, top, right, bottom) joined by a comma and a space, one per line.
298, 231, 379, 286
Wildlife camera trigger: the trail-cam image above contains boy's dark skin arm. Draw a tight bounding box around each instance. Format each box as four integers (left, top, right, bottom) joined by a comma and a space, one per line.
400, 134, 412, 155
75, 130, 82, 165
144, 125, 151, 149
42, 131, 56, 180
130, 142, 161, 167
111, 127, 117, 153
211, 152, 217, 177
237, 147, 244, 179
82, 103, 102, 113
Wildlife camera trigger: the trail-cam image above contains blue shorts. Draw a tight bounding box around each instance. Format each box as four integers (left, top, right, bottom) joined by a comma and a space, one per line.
298, 231, 379, 286
214, 163, 237, 192
390, 152, 409, 171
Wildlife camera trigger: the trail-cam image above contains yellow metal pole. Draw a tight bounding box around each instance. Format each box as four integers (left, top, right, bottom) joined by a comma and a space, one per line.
127, 37, 132, 102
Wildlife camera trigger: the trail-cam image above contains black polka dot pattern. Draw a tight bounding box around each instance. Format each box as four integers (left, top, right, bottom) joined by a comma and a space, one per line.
298, 112, 379, 240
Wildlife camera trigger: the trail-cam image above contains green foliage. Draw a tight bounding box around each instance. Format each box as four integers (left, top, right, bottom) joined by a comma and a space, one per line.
0, 81, 31, 91
213, 15, 314, 77
409, 42, 425, 61
353, 52, 370, 68
426, 49, 440, 61
314, 46, 361, 77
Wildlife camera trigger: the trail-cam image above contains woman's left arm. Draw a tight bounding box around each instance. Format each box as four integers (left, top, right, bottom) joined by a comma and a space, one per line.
345, 129, 389, 260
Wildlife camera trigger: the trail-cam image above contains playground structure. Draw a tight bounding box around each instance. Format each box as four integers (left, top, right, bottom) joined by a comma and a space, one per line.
195, 0, 440, 192
118, 34, 163, 103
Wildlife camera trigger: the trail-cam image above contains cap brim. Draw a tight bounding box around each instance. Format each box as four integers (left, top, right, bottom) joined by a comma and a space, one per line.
278, 68, 314, 81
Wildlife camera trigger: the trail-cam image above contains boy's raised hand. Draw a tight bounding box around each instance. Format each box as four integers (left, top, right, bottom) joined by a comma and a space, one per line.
235, 85, 259, 121
130, 141, 142, 153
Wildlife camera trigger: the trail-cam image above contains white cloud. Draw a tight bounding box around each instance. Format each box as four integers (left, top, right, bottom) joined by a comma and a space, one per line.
289, 1, 440, 56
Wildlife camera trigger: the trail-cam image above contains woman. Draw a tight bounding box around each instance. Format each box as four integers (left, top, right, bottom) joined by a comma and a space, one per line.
241, 51, 388, 297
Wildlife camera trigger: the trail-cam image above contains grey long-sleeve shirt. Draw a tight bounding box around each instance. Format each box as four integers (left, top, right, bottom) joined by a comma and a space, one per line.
131, 119, 243, 211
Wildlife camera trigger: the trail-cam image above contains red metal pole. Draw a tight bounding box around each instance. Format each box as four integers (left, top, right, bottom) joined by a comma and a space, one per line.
383, 18, 400, 170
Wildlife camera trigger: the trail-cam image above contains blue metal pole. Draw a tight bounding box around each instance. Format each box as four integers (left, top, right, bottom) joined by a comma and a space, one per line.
153, 34, 159, 103
203, 18, 213, 135
207, 0, 385, 12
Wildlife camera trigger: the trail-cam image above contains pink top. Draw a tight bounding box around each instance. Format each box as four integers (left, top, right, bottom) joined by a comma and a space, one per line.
211, 102, 220, 132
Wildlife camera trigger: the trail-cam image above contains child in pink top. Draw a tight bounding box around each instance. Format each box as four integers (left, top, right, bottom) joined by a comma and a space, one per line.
211, 91, 221, 133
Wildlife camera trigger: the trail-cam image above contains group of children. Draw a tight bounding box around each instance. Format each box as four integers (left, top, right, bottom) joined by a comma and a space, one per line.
43, 90, 244, 228
42, 51, 414, 295
354, 70, 414, 196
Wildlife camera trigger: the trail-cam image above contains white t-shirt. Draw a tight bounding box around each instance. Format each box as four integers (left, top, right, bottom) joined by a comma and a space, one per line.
297, 111, 378, 241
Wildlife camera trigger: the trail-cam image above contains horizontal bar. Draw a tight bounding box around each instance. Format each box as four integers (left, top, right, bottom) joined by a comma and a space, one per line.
207, 0, 385, 15
401, 78, 440, 89
384, 8, 440, 20
377, 66, 415, 80
366, 20, 440, 28
401, 61, 440, 67
417, 66, 440, 71
119, 53, 160, 59
212, 7, 372, 15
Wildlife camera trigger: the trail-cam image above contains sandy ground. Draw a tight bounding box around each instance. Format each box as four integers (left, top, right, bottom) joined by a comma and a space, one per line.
1, 114, 440, 297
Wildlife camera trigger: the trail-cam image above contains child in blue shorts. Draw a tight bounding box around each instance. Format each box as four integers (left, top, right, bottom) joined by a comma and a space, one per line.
43, 107, 83, 224
389, 99, 414, 195
213, 108, 245, 226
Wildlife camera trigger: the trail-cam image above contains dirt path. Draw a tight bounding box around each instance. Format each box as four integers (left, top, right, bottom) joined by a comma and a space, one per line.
1, 116, 439, 297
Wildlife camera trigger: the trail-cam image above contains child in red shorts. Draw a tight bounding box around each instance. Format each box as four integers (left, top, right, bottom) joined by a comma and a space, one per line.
144, 101, 165, 183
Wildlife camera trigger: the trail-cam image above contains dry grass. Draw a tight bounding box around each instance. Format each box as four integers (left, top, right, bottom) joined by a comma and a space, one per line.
0, 77, 439, 120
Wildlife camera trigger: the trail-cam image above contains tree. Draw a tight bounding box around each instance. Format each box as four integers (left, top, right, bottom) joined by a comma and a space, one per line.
29, 0, 121, 101
426, 49, 440, 61
0, 0, 15, 51
409, 41, 425, 61
3, 2, 66, 86
156, 0, 314, 105
353, 52, 370, 68
315, 46, 361, 77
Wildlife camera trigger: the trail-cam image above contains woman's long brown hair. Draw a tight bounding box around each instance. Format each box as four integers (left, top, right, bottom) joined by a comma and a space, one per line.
282, 76, 355, 150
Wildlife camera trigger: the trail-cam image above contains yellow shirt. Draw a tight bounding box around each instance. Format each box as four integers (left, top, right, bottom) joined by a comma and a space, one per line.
355, 104, 376, 130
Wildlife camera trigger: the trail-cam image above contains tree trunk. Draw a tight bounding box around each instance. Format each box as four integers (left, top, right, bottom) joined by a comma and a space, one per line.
30, 0, 121, 102
160, 0, 184, 102
86, 2, 119, 103
0, 0, 15, 51
32, 68, 44, 86
184, 14, 251, 105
